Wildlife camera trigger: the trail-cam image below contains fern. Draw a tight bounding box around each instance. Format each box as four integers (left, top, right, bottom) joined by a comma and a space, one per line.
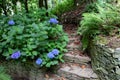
78, 2, 120, 50
0, 66, 12, 80
78, 13, 103, 50
84, 2, 98, 13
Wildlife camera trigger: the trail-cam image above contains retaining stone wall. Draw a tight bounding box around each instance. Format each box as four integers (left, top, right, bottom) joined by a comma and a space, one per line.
90, 44, 120, 80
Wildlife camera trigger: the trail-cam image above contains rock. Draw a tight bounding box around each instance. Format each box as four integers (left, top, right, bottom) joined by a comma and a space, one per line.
116, 68, 120, 75
115, 48, 120, 54
63, 53, 91, 65
90, 43, 120, 80
57, 63, 98, 80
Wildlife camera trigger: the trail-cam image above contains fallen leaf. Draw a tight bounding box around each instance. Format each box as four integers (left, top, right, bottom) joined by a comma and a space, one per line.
61, 77, 66, 80
74, 41, 80, 45
45, 74, 49, 79
81, 65, 86, 69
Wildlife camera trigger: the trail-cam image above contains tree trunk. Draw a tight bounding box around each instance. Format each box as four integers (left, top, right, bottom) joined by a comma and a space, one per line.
44, 0, 48, 10
12, 0, 17, 14
74, 0, 77, 6
1, 0, 7, 16
39, 0, 44, 8
25, 0, 28, 13
44, 0, 48, 16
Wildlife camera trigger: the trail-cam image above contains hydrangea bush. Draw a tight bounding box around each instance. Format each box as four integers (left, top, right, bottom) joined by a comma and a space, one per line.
0, 9, 69, 68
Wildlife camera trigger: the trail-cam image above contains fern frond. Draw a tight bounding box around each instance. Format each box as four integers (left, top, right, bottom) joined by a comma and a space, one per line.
0, 66, 12, 80
78, 2, 120, 50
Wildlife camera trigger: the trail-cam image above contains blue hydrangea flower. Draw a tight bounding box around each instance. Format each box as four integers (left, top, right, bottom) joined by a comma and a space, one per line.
52, 49, 59, 55
36, 58, 43, 65
8, 20, 15, 25
49, 18, 58, 24
47, 52, 55, 59
10, 51, 21, 59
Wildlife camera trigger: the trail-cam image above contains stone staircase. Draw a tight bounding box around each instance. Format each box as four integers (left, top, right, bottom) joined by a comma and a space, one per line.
56, 24, 98, 80
35, 24, 98, 80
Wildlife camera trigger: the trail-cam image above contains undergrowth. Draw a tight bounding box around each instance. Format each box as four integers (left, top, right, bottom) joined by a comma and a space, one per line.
78, 2, 120, 50
51, 0, 75, 16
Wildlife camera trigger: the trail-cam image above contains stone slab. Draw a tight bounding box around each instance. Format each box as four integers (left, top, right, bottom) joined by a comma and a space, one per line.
64, 53, 91, 64
57, 64, 98, 80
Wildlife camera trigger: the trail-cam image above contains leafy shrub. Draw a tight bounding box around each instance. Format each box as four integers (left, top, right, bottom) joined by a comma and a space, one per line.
78, 3, 120, 50
0, 66, 12, 80
0, 8, 69, 68
51, 0, 74, 16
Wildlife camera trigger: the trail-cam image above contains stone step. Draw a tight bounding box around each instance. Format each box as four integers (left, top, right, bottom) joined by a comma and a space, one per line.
68, 38, 76, 44
69, 35, 80, 40
69, 32, 77, 37
67, 43, 80, 51
43, 74, 67, 80
63, 53, 91, 65
68, 38, 81, 46
57, 63, 98, 80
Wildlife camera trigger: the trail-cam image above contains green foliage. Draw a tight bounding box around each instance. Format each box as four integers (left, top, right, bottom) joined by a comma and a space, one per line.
0, 66, 12, 80
78, 3, 120, 50
0, 8, 68, 67
78, 13, 103, 50
84, 2, 98, 13
0, 0, 49, 15
84, 0, 119, 13
51, 0, 75, 16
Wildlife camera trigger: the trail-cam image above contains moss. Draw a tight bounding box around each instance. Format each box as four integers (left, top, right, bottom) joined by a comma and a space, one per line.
94, 35, 108, 45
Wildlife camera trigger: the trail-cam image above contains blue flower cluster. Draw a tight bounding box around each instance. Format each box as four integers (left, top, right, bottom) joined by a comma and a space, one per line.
47, 52, 55, 59
10, 51, 21, 59
49, 18, 58, 24
52, 49, 59, 55
8, 20, 15, 25
36, 58, 42, 65
47, 49, 59, 59
35, 49, 60, 66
